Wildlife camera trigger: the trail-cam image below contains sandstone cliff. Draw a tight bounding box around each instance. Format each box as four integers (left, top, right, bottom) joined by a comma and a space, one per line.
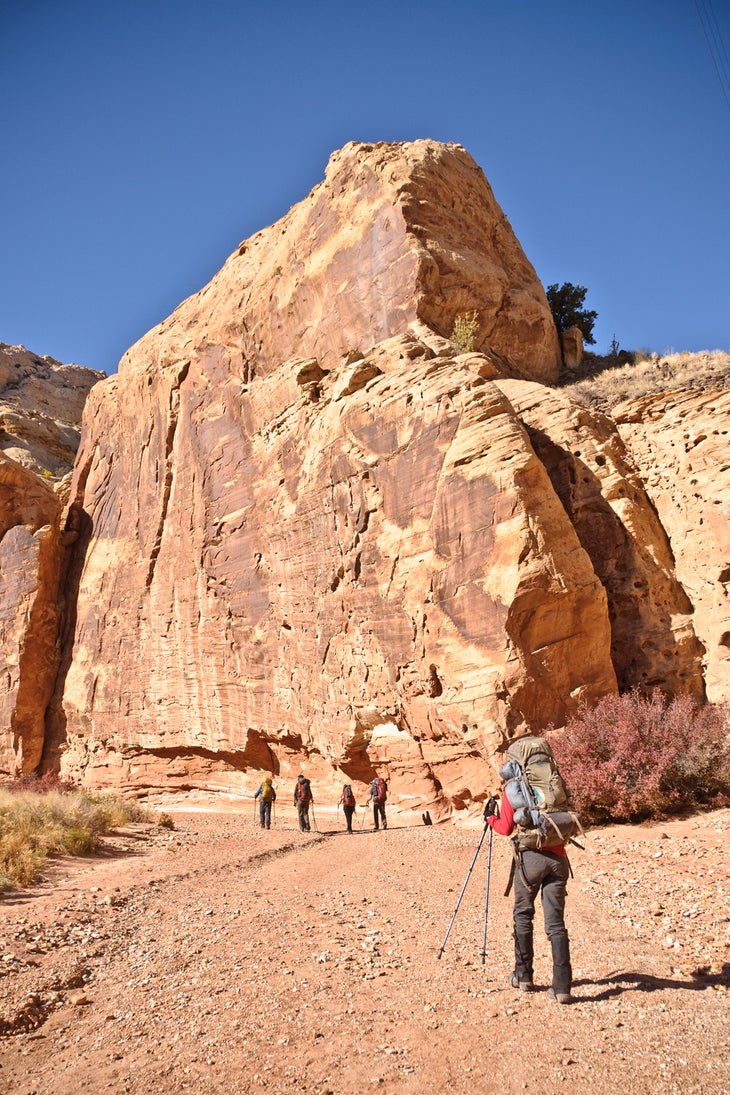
2, 142, 726, 817
0, 344, 104, 477
0, 349, 102, 776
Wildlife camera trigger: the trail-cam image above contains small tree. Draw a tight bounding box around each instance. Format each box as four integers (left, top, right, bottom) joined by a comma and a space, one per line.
546, 283, 597, 345
451, 311, 479, 353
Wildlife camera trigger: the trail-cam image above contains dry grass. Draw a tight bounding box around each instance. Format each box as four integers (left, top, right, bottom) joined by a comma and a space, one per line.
559, 349, 730, 412
0, 788, 146, 891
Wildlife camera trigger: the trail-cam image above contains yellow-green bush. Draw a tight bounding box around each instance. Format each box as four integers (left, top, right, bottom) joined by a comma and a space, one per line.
0, 787, 146, 890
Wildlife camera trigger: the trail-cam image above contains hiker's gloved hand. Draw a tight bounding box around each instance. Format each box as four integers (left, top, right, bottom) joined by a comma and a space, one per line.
483, 796, 499, 820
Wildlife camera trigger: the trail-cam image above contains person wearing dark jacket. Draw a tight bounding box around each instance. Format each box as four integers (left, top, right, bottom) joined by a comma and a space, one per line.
368, 777, 387, 830
338, 784, 356, 833
294, 774, 313, 832
485, 792, 572, 1004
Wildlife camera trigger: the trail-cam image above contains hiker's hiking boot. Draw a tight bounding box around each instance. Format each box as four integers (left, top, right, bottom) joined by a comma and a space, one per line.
547, 987, 572, 1005
509, 973, 534, 992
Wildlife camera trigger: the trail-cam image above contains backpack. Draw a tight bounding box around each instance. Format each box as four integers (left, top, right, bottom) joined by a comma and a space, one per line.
341, 784, 355, 809
261, 778, 275, 802
372, 777, 387, 804
500, 735, 583, 850
297, 779, 312, 806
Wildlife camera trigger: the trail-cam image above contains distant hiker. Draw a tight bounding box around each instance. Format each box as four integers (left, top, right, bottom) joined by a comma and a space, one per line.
422, 810, 433, 826
294, 774, 313, 832
485, 735, 577, 1005
254, 777, 276, 829
369, 776, 388, 830
339, 783, 356, 833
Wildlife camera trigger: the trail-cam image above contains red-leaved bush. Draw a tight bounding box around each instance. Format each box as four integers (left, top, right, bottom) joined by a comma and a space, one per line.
5, 771, 75, 795
552, 690, 730, 823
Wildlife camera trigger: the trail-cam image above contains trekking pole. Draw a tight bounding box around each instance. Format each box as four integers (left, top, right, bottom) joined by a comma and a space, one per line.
252, 799, 257, 826
272, 802, 276, 829
359, 805, 367, 830
480, 826, 494, 965
437, 824, 489, 959
311, 804, 319, 833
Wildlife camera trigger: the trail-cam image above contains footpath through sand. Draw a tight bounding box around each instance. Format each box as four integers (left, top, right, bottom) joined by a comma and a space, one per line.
1, 800, 728, 1094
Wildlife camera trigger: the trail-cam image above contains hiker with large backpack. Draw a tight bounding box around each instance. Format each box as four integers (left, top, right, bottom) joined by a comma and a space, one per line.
484, 734, 583, 1006
339, 783, 356, 833
294, 774, 313, 832
368, 776, 388, 830
254, 777, 277, 829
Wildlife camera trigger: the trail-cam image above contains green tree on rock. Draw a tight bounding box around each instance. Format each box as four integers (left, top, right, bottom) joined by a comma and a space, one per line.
546, 282, 597, 345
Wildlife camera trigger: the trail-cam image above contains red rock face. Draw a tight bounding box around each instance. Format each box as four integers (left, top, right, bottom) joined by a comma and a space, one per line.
0, 346, 102, 778
54, 329, 615, 810
0, 457, 63, 774
6, 142, 723, 816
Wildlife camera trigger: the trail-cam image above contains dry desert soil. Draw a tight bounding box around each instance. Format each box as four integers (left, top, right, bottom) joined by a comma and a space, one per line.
1, 798, 728, 1095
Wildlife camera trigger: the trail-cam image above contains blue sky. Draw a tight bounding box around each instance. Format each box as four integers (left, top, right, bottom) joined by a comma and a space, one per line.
2, 0, 729, 374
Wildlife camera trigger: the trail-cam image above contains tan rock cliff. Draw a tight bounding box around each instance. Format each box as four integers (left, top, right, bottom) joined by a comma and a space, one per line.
4, 142, 726, 817
0, 344, 104, 476
0, 348, 102, 777
615, 387, 730, 702
54, 333, 615, 809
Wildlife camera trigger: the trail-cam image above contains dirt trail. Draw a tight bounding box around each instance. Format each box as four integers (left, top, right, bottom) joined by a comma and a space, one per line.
1, 800, 728, 1095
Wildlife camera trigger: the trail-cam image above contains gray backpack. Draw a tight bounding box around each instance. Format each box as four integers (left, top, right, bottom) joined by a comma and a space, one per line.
500, 735, 583, 850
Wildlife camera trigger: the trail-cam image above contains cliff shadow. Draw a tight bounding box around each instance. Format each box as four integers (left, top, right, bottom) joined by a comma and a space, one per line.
40, 501, 93, 774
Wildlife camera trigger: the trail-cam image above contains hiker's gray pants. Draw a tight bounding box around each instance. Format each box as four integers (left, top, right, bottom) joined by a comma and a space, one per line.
259, 800, 272, 828
296, 803, 310, 831
372, 802, 386, 829
513, 850, 571, 995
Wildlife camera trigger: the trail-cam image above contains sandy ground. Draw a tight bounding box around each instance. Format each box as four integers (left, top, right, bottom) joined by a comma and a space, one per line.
1, 798, 728, 1095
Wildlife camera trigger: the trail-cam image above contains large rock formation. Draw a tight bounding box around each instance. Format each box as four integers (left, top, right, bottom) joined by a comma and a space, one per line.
45, 141, 576, 807
52, 332, 615, 806
0, 344, 104, 476
3, 141, 726, 817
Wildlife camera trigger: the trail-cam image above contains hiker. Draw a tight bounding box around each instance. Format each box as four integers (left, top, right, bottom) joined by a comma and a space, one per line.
294, 774, 313, 832
484, 790, 573, 1005
339, 783, 356, 833
368, 776, 388, 830
253, 777, 276, 829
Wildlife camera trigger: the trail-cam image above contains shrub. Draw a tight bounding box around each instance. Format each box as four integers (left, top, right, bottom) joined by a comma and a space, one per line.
552, 690, 730, 823
451, 311, 479, 353
6, 771, 76, 794
0, 786, 147, 889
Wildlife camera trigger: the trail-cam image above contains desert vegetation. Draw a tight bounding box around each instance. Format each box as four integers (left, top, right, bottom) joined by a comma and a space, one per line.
450, 310, 479, 353
0, 775, 146, 891
553, 689, 730, 824
559, 349, 730, 411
